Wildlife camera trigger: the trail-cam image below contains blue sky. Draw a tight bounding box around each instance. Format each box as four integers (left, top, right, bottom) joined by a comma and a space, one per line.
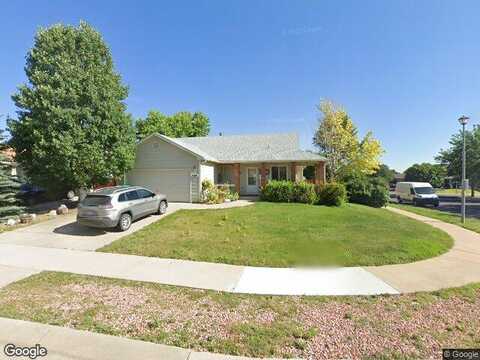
1, 0, 479, 171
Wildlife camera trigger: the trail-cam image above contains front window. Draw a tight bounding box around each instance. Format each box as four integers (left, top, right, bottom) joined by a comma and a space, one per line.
414, 187, 434, 195
137, 189, 154, 198
247, 168, 257, 185
271, 166, 287, 180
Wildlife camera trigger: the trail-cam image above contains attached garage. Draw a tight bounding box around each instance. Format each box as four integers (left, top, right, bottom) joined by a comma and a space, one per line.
126, 135, 206, 202
128, 169, 193, 202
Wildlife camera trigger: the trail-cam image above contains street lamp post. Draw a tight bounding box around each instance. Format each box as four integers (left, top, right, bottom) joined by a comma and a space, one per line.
458, 115, 469, 224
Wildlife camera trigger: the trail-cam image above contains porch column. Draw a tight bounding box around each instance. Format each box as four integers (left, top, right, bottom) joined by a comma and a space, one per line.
315, 161, 326, 185
260, 163, 267, 187
290, 162, 297, 182
233, 163, 241, 193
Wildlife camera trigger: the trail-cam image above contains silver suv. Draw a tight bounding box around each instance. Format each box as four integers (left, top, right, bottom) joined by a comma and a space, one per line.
77, 186, 168, 231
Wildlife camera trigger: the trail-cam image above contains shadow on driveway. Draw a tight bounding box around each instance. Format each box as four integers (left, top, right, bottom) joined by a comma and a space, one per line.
53, 222, 109, 236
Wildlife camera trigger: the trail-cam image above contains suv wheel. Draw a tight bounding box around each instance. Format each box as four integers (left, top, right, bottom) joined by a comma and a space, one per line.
158, 200, 167, 215
117, 213, 132, 231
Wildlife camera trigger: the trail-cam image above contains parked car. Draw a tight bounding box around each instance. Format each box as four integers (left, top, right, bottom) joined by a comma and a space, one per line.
395, 182, 439, 207
18, 184, 47, 205
77, 185, 168, 231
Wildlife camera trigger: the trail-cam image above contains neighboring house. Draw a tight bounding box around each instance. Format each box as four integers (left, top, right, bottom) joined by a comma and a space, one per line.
0, 147, 23, 178
127, 132, 326, 202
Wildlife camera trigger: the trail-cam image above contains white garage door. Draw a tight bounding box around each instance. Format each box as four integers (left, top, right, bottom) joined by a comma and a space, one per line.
128, 169, 192, 202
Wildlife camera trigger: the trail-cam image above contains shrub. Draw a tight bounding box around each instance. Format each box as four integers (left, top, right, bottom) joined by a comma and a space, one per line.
260, 180, 294, 203
344, 174, 389, 208
292, 181, 317, 204
316, 182, 347, 206
226, 190, 239, 201
201, 180, 239, 204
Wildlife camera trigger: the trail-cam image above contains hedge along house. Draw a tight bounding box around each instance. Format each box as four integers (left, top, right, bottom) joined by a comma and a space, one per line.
127, 133, 326, 202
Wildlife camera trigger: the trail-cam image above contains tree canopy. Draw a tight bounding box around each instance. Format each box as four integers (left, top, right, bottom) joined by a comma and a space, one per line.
374, 164, 397, 184
313, 100, 383, 181
136, 110, 210, 139
8, 22, 136, 193
436, 125, 480, 195
404, 163, 446, 188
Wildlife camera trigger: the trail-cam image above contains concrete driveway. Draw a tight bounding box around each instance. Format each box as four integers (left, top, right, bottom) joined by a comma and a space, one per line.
0, 203, 186, 251
0, 200, 254, 251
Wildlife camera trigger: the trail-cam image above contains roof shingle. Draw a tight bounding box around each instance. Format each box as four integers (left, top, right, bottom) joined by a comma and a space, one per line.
151, 133, 325, 162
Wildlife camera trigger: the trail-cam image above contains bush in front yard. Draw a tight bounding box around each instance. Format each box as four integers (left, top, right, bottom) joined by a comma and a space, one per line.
316, 182, 347, 206
344, 174, 389, 208
260, 181, 316, 204
292, 181, 317, 204
201, 180, 239, 204
260, 180, 294, 202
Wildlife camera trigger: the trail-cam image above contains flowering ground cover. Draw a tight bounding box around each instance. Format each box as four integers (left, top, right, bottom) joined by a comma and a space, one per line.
0, 272, 479, 359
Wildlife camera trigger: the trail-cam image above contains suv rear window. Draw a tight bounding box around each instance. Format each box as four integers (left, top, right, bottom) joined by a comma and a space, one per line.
83, 195, 111, 206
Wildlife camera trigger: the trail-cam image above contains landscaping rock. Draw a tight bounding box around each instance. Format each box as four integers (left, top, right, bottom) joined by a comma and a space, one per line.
19, 214, 34, 224
6, 218, 17, 226
48, 210, 57, 217
57, 204, 69, 215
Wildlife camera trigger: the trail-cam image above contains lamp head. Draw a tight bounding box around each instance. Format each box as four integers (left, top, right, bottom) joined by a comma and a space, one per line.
458, 115, 470, 126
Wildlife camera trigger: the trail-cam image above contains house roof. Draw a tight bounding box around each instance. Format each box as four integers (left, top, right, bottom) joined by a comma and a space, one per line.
144, 133, 326, 163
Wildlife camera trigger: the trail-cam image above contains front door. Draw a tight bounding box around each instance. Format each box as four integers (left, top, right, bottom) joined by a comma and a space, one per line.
246, 168, 259, 194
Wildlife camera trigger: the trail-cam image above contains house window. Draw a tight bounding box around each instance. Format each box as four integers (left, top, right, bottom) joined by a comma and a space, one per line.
271, 166, 287, 180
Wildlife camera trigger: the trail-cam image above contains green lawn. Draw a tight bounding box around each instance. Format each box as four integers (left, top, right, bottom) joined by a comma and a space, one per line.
436, 188, 480, 197
99, 202, 453, 267
0, 271, 479, 359
390, 203, 480, 234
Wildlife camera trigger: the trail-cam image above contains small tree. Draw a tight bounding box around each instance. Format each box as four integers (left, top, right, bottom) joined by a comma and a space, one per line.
136, 110, 210, 139
404, 163, 446, 188
0, 131, 24, 220
436, 125, 480, 196
313, 100, 383, 181
8, 22, 136, 194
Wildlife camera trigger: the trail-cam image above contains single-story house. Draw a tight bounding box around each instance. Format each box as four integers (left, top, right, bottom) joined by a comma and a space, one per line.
127, 132, 326, 202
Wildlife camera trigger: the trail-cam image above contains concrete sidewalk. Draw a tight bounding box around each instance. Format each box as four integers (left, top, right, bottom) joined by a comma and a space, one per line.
0, 317, 263, 360
0, 243, 398, 295
367, 207, 480, 292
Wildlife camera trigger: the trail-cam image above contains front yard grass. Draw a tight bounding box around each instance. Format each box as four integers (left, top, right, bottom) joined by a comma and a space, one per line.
390, 203, 480, 234
0, 272, 479, 359
436, 188, 480, 198
99, 202, 452, 267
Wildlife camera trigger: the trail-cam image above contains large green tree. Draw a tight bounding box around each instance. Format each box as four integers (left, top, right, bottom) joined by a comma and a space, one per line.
313, 100, 383, 181
136, 110, 210, 139
0, 131, 24, 219
436, 125, 480, 196
374, 164, 396, 184
404, 163, 446, 188
8, 22, 136, 194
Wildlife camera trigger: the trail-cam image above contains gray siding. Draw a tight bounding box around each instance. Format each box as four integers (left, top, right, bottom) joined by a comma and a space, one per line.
128, 136, 200, 202
133, 136, 198, 170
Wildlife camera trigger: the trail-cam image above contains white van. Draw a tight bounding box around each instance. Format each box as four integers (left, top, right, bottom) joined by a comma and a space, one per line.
395, 182, 439, 207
